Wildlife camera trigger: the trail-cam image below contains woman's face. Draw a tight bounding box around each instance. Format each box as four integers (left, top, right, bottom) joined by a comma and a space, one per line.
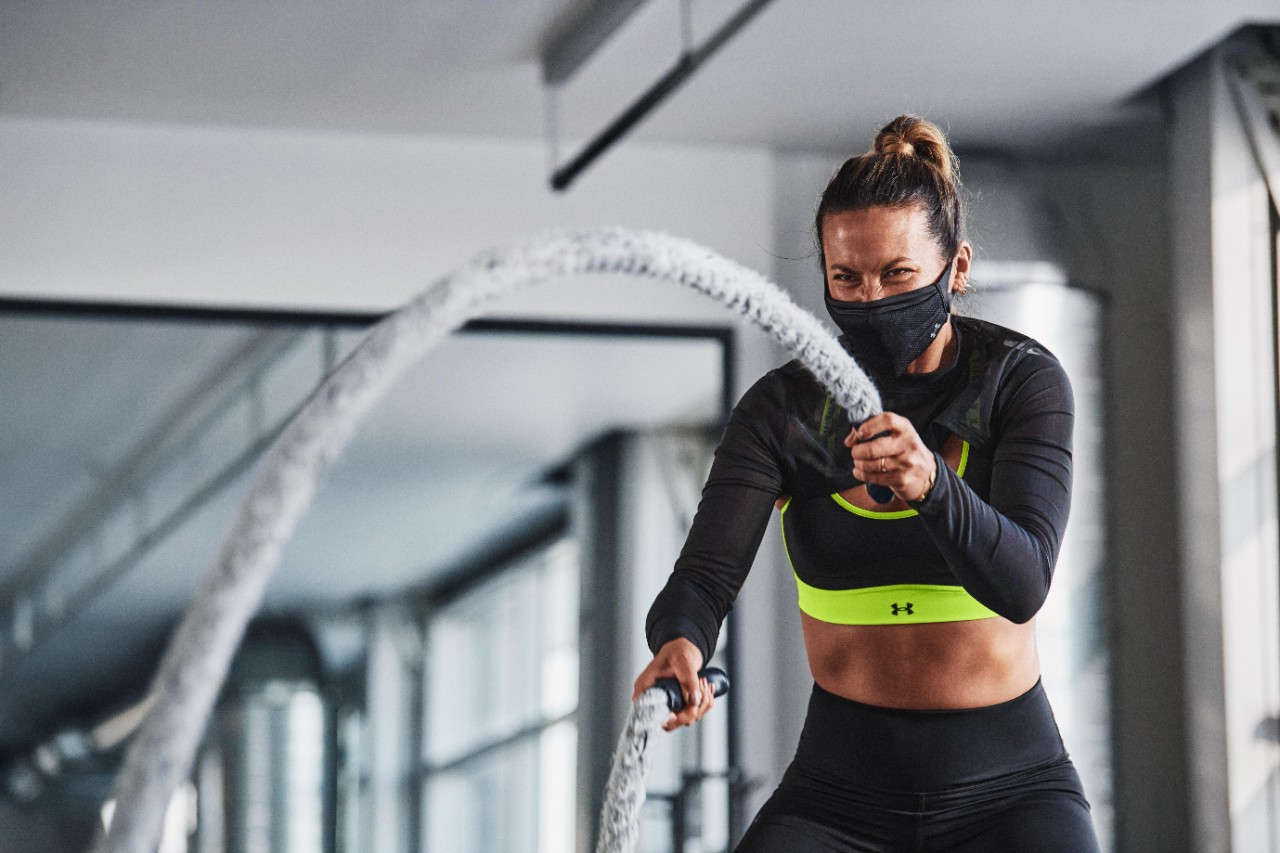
821, 205, 967, 302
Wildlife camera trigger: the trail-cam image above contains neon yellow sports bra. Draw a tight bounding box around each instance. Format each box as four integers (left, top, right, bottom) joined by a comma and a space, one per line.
778, 440, 998, 626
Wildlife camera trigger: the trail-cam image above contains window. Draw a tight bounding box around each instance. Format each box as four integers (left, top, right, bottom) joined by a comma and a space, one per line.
420, 538, 579, 853
624, 429, 734, 853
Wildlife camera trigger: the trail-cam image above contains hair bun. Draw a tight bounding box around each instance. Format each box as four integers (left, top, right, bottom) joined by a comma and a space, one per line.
872, 115, 956, 183
878, 137, 915, 157
815, 112, 966, 261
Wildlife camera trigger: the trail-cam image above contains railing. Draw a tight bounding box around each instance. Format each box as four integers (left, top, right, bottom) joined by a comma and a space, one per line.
0, 324, 349, 684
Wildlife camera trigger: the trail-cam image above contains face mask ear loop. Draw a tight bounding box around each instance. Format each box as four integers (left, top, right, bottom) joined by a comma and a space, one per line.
937, 258, 956, 312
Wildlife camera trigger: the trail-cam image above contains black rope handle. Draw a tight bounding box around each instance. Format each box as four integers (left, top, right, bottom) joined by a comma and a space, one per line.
651, 667, 730, 712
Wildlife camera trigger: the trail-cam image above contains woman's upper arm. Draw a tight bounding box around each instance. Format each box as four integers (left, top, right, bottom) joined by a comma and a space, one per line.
644, 373, 788, 661
912, 345, 1074, 623
988, 350, 1075, 566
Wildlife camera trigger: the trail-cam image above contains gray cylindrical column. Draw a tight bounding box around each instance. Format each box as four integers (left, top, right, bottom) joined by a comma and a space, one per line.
965, 277, 1112, 851
208, 621, 328, 853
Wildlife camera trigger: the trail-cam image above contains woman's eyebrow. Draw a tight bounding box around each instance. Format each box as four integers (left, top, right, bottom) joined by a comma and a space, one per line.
828, 257, 920, 271
879, 256, 916, 268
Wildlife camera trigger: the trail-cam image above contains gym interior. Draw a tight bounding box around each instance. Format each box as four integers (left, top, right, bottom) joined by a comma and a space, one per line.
1, 3, 1279, 852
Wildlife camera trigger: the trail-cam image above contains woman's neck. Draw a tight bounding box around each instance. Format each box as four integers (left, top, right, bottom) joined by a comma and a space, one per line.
904, 317, 958, 375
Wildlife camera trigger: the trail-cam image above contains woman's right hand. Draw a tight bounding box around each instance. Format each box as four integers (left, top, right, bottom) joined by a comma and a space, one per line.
632, 637, 714, 731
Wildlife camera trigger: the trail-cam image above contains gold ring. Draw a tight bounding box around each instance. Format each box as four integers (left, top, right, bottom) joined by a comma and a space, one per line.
880, 457, 886, 473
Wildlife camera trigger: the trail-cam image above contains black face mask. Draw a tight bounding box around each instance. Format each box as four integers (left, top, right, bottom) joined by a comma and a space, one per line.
824, 260, 954, 381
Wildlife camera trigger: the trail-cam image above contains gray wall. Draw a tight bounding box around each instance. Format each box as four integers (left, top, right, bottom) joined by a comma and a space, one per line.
1028, 152, 1182, 851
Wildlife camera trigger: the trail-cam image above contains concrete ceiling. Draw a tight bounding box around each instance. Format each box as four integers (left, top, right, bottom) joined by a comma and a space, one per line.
2, 0, 1277, 155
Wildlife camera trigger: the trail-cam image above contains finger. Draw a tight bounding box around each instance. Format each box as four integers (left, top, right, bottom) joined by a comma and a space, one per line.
632, 663, 662, 702
849, 428, 906, 461
678, 667, 702, 713
845, 413, 896, 446
852, 459, 894, 484
667, 705, 699, 729
848, 434, 901, 462
654, 670, 699, 729
670, 678, 714, 729
677, 679, 705, 722
853, 411, 918, 446
851, 444, 906, 479
697, 678, 715, 718
856, 455, 889, 479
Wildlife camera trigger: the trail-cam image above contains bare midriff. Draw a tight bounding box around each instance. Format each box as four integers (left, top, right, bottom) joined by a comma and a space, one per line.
801, 614, 1040, 709
780, 417, 1040, 709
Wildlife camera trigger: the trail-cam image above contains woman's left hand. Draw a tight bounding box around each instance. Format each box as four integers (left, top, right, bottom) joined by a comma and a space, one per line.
844, 413, 937, 503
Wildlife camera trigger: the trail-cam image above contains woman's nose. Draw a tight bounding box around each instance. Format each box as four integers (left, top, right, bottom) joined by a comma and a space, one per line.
830, 281, 880, 302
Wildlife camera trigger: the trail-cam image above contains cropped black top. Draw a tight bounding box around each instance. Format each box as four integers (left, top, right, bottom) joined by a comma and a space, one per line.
645, 316, 1074, 664
778, 435, 999, 626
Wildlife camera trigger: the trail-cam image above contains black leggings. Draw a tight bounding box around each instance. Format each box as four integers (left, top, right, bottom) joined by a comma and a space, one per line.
735, 680, 1100, 853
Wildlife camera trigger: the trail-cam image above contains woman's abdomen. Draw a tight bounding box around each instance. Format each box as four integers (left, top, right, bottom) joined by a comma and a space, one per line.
801, 613, 1041, 709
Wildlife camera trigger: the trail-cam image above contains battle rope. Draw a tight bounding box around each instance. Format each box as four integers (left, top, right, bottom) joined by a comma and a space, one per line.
596, 669, 730, 853
92, 228, 880, 853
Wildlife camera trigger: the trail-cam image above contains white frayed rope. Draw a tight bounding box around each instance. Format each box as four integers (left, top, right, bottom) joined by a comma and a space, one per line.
93, 228, 880, 853
596, 690, 668, 853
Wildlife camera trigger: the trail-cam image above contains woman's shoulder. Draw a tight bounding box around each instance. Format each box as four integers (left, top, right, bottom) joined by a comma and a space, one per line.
737, 359, 827, 409
935, 317, 1071, 448
955, 315, 1058, 359
954, 316, 1068, 386
728, 360, 837, 452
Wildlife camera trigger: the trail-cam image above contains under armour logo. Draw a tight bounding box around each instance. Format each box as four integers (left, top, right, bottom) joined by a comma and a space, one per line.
891, 603, 914, 616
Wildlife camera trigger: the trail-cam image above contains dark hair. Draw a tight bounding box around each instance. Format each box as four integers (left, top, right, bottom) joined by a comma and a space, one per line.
815, 115, 966, 267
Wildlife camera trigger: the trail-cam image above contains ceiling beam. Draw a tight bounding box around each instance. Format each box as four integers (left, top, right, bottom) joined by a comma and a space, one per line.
544, 0, 775, 191
541, 0, 651, 87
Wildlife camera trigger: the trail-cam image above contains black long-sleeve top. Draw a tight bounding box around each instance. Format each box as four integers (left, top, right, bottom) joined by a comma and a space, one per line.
645, 316, 1075, 665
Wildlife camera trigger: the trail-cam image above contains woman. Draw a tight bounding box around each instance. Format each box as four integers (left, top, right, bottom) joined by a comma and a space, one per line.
632, 115, 1100, 852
